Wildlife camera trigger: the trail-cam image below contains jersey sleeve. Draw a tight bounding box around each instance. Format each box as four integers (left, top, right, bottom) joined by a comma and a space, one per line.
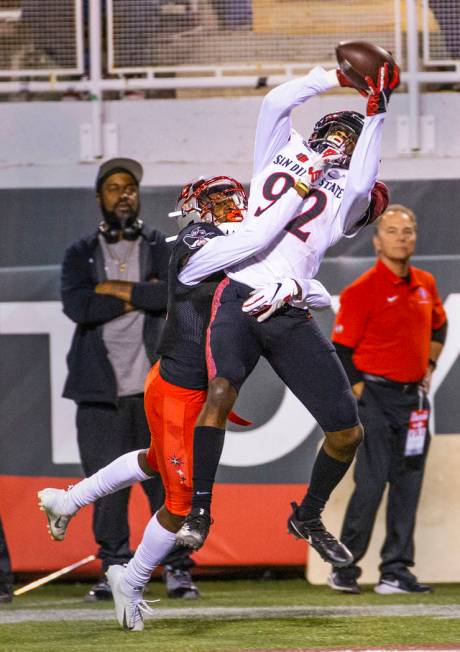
178, 185, 306, 285
253, 67, 339, 177
332, 282, 372, 348
429, 274, 447, 330
339, 113, 385, 236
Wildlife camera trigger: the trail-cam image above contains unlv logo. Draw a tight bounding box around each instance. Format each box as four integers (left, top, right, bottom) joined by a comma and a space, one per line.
183, 226, 214, 250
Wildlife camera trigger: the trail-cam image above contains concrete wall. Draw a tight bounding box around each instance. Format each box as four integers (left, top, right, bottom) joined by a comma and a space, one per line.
1, 91, 460, 188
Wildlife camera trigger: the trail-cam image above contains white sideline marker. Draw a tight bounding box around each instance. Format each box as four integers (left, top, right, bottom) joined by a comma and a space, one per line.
13, 554, 96, 596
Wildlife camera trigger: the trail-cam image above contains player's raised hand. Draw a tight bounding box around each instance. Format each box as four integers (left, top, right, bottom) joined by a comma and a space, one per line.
365, 62, 400, 116
242, 278, 300, 322
308, 151, 343, 186
336, 68, 368, 97
294, 152, 343, 198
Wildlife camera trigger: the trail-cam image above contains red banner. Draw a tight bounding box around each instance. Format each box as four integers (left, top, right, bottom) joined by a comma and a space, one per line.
1, 476, 308, 574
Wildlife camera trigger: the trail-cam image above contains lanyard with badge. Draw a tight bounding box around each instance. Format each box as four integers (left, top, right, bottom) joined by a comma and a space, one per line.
404, 387, 429, 457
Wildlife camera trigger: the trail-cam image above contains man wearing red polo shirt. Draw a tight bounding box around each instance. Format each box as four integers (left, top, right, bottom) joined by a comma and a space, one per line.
329, 204, 447, 595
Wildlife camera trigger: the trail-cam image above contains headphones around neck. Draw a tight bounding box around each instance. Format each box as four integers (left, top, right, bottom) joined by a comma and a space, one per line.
98, 217, 144, 244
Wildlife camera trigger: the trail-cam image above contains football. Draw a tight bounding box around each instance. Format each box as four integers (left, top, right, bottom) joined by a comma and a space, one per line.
335, 40, 396, 91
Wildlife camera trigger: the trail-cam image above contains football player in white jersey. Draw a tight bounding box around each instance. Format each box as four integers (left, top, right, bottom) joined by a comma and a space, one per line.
175, 62, 398, 565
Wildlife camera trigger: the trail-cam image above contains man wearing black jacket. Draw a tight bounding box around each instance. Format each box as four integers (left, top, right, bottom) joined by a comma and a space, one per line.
61, 158, 196, 601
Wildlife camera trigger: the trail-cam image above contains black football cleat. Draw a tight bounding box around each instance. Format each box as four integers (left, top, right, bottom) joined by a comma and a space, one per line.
175, 508, 212, 551
84, 577, 112, 603
287, 502, 353, 568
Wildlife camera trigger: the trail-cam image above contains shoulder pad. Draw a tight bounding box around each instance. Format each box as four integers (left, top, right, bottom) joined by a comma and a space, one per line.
176, 223, 222, 254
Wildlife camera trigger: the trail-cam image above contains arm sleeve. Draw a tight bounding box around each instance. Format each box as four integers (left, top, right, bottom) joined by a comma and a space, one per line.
253, 67, 339, 176
334, 343, 364, 385
178, 185, 306, 285
339, 114, 385, 236
331, 284, 371, 349
432, 320, 447, 344
61, 245, 126, 326
430, 275, 448, 331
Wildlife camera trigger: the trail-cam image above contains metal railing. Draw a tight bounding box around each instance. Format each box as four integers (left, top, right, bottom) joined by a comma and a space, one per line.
422, 0, 460, 66
106, 0, 399, 76
0, 0, 84, 77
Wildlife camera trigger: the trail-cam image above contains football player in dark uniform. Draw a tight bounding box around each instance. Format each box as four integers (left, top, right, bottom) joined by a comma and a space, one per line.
37, 174, 330, 631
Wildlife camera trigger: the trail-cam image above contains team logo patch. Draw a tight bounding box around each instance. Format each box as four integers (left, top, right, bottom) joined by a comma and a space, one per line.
418, 287, 429, 299
183, 226, 215, 250
296, 153, 308, 162
169, 454, 186, 484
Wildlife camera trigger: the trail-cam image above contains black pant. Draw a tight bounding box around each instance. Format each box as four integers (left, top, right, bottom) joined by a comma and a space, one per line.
209, 280, 358, 433
76, 395, 192, 572
0, 517, 13, 586
338, 381, 430, 580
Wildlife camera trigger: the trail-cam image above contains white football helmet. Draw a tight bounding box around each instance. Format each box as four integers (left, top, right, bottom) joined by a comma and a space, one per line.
169, 176, 247, 233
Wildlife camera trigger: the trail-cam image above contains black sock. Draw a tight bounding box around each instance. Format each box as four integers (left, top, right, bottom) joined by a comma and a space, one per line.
191, 426, 226, 512
298, 446, 352, 521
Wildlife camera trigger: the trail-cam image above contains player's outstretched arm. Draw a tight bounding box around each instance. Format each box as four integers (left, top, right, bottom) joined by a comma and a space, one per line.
340, 63, 399, 234
178, 180, 307, 286
253, 67, 340, 176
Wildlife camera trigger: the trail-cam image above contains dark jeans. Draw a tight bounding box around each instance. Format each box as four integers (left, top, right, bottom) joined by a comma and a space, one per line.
337, 381, 430, 580
0, 517, 13, 586
76, 395, 192, 572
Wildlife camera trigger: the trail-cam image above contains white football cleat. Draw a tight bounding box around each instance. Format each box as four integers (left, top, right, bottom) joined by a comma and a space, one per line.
37, 488, 76, 541
106, 565, 158, 632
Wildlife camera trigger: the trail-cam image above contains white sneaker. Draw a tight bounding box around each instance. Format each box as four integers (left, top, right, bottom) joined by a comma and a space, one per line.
374, 574, 433, 594
106, 565, 158, 632
37, 488, 77, 541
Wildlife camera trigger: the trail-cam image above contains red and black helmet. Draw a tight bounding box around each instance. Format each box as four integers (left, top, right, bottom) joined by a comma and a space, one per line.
308, 111, 365, 169
172, 176, 248, 232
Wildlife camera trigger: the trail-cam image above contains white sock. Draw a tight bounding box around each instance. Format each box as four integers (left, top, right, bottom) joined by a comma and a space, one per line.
123, 513, 176, 592
67, 449, 151, 512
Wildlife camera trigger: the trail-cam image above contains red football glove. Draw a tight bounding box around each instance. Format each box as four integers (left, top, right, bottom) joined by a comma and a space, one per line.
365, 62, 400, 116
336, 68, 368, 97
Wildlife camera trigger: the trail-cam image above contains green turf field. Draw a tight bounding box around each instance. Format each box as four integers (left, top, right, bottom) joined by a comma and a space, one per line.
1, 579, 459, 651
